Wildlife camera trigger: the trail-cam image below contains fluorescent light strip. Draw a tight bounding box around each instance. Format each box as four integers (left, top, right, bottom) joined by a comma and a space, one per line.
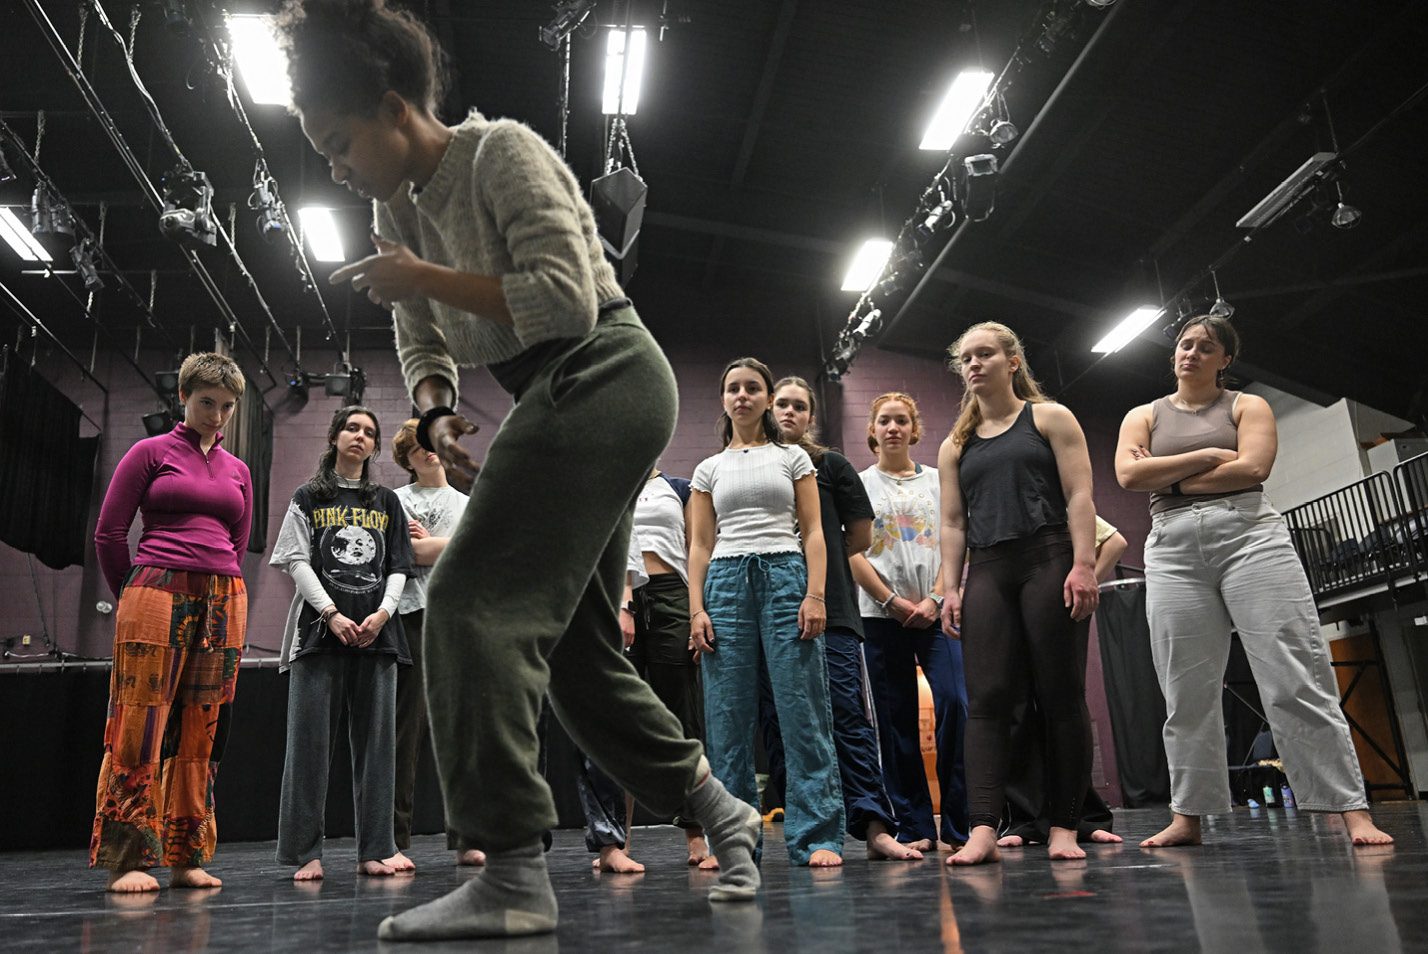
602, 27, 647, 115
1091, 306, 1162, 354
298, 207, 345, 262
841, 239, 894, 291
920, 70, 994, 151
228, 14, 292, 106
0, 208, 52, 262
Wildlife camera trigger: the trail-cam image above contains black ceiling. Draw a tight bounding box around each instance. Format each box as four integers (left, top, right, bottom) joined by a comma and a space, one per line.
1, 0, 1425, 421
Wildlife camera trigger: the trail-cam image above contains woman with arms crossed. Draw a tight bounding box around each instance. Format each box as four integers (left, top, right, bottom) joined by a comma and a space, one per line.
91, 353, 251, 892
276, 0, 761, 937
1115, 315, 1391, 848
938, 322, 1099, 866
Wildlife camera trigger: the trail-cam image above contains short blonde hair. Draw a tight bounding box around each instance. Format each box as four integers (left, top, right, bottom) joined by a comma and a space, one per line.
178, 352, 245, 398
392, 418, 421, 474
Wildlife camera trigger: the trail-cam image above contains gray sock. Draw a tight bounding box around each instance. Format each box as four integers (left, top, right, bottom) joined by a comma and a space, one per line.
685, 756, 762, 902
376, 842, 557, 941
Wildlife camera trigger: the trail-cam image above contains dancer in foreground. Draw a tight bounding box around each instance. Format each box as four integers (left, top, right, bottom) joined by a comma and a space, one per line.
938, 322, 1099, 866
91, 352, 251, 892
1115, 314, 1392, 848
277, 0, 761, 938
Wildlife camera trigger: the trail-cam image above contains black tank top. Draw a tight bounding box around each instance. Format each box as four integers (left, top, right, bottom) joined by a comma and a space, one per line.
958, 401, 1067, 549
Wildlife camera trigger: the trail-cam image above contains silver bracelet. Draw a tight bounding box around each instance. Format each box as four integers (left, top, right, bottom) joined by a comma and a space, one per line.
879, 593, 897, 612
804, 594, 825, 603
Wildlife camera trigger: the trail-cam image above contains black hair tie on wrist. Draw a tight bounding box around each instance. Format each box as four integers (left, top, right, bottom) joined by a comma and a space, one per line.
416, 405, 457, 452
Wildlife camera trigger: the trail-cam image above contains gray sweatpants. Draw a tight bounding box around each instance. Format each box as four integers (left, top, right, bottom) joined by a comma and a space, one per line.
423, 307, 704, 853
1145, 492, 1367, 816
276, 652, 398, 865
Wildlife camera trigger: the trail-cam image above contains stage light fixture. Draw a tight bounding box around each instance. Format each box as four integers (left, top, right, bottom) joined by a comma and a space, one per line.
249, 177, 285, 242
540, 0, 596, 50
325, 366, 366, 404
155, 370, 181, 396
955, 153, 999, 222
841, 239, 895, 291
1207, 270, 1234, 319
1092, 305, 1162, 353
227, 14, 291, 106
69, 237, 104, 292
602, 27, 648, 115
915, 197, 956, 244
159, 166, 217, 248
988, 118, 1019, 145
31, 185, 74, 239
298, 207, 345, 262
0, 208, 52, 262
0, 145, 15, 182
161, 0, 193, 37
921, 70, 994, 151
143, 406, 181, 436
1330, 183, 1361, 229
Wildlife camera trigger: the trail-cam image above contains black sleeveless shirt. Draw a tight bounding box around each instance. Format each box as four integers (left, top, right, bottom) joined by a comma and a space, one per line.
958, 401, 1067, 549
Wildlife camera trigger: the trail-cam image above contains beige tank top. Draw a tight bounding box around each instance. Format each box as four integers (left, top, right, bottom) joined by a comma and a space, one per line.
1148, 390, 1263, 515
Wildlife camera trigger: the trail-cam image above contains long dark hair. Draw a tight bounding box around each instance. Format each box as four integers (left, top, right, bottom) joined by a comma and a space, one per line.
308, 405, 383, 507
716, 357, 782, 449
772, 375, 828, 466
275, 0, 451, 118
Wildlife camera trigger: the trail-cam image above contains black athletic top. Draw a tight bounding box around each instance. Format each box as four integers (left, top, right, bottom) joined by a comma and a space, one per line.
958, 401, 1067, 549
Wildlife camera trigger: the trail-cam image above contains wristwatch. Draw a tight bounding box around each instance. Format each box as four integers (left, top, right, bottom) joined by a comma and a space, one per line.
621, 601, 635, 614
930, 594, 945, 611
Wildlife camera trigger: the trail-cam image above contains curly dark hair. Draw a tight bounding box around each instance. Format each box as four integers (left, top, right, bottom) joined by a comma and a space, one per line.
308, 405, 383, 507
274, 0, 451, 118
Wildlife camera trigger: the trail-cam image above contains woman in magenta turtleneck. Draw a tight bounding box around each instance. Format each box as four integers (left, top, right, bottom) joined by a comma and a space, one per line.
90, 352, 252, 894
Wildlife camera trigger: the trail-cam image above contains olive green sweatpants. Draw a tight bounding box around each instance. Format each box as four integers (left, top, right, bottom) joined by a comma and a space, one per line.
423, 307, 704, 852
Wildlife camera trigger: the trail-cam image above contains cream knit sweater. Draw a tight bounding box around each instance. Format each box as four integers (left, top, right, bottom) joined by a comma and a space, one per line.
376, 111, 625, 402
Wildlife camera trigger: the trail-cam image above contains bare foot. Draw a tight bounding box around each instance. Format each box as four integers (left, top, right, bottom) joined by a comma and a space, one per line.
456, 849, 486, 866
947, 827, 1001, 866
1343, 810, 1394, 846
359, 859, 396, 877
867, 823, 923, 861
996, 834, 1026, 848
901, 838, 935, 852
294, 859, 324, 881
383, 851, 416, 872
685, 829, 710, 866
107, 869, 159, 893
1088, 828, 1122, 844
1140, 813, 1202, 848
1047, 827, 1086, 860
698, 854, 720, 871
170, 865, 222, 889
807, 849, 842, 867
595, 845, 645, 872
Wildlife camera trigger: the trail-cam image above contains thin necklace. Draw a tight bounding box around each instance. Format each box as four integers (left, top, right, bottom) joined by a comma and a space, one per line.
879, 462, 918, 482
1171, 390, 1221, 415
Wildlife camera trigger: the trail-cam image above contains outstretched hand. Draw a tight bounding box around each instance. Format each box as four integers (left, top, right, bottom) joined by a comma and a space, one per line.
329, 234, 429, 309
427, 413, 481, 492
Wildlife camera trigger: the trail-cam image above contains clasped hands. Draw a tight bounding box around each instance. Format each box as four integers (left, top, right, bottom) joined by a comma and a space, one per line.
324, 606, 389, 648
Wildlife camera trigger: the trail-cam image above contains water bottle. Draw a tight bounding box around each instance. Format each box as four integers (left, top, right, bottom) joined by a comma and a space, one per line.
1280, 784, 1294, 808
1262, 784, 1275, 806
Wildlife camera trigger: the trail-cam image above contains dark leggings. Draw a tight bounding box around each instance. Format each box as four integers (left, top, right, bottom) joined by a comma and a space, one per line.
961, 527, 1092, 832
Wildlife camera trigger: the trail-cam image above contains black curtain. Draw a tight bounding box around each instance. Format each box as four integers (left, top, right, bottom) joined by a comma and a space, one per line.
224, 384, 273, 553
1095, 580, 1172, 807
0, 352, 100, 569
